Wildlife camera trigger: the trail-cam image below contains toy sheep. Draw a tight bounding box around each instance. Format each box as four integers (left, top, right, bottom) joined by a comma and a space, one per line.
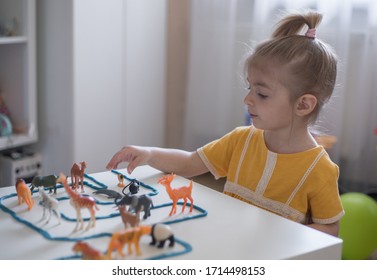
150, 224, 175, 248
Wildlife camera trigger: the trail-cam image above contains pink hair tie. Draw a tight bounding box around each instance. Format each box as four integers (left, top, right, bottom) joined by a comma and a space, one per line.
305, 28, 316, 39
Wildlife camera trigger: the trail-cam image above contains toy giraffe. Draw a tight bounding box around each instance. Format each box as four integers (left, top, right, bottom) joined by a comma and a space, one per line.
158, 173, 194, 216
57, 173, 99, 231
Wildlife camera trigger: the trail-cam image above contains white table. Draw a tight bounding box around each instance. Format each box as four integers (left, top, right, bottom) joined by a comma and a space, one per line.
0, 166, 342, 259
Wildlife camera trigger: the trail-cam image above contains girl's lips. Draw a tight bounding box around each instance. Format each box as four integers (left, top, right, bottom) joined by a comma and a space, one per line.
249, 113, 258, 118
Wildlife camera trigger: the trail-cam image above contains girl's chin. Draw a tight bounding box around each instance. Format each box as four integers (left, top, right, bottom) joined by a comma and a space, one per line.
250, 118, 261, 128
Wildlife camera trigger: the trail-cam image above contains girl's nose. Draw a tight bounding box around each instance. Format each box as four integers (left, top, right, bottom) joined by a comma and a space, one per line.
244, 91, 254, 106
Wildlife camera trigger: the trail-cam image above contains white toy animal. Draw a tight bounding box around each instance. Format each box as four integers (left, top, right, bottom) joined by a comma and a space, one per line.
150, 224, 175, 248
39, 188, 61, 224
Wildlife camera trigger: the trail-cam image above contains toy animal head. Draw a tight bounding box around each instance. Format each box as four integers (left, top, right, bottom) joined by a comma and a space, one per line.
57, 173, 67, 183
73, 241, 87, 253
15, 178, 26, 189
39, 187, 48, 197
157, 173, 176, 186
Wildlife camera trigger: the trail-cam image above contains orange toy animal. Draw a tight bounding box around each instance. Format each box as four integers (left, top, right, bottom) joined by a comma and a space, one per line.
15, 178, 34, 210
57, 173, 99, 231
117, 173, 125, 188
107, 225, 151, 259
158, 173, 193, 216
73, 241, 108, 260
70, 161, 87, 192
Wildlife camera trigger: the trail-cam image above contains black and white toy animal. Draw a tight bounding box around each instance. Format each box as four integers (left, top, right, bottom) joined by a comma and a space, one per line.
150, 224, 175, 248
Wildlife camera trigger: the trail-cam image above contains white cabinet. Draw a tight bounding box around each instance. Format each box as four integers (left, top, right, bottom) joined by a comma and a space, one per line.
0, 0, 37, 150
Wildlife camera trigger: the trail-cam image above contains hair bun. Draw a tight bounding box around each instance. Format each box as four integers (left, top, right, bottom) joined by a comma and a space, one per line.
272, 11, 322, 38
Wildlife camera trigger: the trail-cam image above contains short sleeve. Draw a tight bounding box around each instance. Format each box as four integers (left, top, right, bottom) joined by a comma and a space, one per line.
309, 163, 345, 224
197, 126, 252, 179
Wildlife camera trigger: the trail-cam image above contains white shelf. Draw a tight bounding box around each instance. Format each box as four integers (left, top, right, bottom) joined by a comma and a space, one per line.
0, 36, 27, 44
0, 0, 37, 152
0, 132, 37, 150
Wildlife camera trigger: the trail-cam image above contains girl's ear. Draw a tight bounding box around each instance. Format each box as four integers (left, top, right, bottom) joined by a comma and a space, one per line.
295, 94, 317, 116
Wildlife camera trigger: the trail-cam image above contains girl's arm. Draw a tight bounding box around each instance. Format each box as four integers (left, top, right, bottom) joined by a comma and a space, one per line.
307, 221, 339, 237
106, 146, 209, 178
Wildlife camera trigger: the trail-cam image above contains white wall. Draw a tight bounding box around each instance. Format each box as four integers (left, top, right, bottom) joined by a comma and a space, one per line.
36, 0, 74, 175
122, 1, 167, 147
36, 0, 167, 175
73, 0, 124, 172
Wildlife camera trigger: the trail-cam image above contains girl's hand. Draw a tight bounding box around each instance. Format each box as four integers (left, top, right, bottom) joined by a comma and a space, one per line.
106, 146, 151, 174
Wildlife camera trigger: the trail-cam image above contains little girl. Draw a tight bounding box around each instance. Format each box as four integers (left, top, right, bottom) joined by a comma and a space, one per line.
106, 11, 344, 237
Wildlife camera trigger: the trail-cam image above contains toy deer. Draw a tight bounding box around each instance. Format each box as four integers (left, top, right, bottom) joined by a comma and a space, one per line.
15, 178, 34, 210
158, 173, 194, 216
71, 161, 87, 192
57, 173, 99, 231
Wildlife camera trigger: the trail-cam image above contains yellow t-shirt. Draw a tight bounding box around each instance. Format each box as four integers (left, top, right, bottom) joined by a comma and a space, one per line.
197, 126, 344, 224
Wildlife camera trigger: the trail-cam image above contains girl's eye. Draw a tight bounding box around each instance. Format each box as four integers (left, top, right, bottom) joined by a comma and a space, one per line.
258, 93, 268, 99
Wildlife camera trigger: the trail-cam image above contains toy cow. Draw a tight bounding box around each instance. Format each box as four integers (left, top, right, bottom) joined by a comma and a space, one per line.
150, 224, 175, 248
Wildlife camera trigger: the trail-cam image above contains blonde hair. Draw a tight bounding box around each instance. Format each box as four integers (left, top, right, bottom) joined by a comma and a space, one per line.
245, 11, 338, 124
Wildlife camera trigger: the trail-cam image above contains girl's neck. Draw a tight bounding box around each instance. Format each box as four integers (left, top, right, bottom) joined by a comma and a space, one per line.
263, 126, 318, 154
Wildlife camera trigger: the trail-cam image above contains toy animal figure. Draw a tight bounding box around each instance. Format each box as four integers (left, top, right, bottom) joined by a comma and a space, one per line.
30, 174, 59, 195
115, 193, 153, 220
15, 178, 34, 210
57, 173, 99, 232
107, 225, 152, 259
70, 161, 87, 192
39, 188, 61, 224
158, 173, 194, 216
116, 173, 140, 194
118, 205, 140, 228
93, 189, 123, 200
150, 223, 175, 248
117, 173, 125, 188
73, 241, 109, 260
122, 179, 140, 195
